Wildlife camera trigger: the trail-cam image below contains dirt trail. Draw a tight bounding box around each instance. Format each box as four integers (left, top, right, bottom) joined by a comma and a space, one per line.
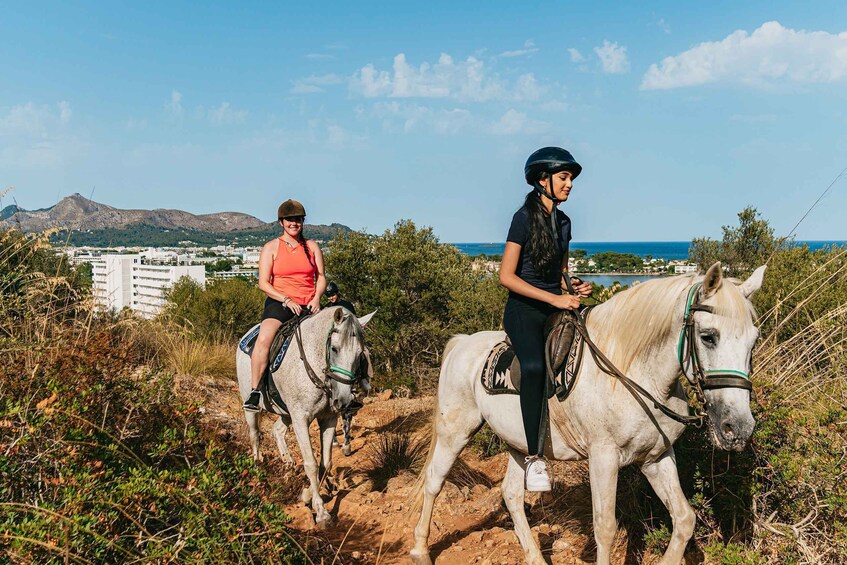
192, 374, 655, 564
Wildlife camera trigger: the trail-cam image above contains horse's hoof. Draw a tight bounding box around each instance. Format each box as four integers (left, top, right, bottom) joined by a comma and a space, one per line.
300, 487, 311, 505
342, 444, 352, 456
409, 551, 433, 565
316, 515, 334, 530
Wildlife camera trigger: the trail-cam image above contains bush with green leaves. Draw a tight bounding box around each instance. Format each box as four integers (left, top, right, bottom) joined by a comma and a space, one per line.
163, 276, 266, 341
324, 220, 507, 390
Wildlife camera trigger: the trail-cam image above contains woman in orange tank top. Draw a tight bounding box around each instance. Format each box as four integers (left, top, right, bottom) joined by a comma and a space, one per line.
243, 199, 327, 412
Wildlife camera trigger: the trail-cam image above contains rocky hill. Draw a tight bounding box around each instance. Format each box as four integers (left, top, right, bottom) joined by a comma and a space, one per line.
1, 193, 267, 233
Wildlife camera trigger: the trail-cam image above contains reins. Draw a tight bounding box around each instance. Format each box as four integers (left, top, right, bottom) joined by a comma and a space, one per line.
558, 280, 754, 427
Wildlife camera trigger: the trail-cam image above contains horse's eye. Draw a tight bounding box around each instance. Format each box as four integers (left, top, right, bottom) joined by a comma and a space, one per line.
700, 332, 718, 347
331, 346, 339, 354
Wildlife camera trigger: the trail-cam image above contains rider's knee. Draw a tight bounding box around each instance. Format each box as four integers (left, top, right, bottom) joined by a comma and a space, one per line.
520, 357, 545, 379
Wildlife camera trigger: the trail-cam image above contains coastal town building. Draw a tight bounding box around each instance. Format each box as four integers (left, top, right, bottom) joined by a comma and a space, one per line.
85, 254, 205, 317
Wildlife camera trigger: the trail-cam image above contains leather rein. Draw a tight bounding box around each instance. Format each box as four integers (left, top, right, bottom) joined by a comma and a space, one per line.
565, 280, 753, 427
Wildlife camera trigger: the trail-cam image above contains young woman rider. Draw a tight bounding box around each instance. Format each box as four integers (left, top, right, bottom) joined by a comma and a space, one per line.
499, 147, 593, 491
243, 199, 327, 412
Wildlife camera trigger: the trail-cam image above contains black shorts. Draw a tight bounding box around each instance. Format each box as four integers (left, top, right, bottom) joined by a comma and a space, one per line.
261, 297, 304, 323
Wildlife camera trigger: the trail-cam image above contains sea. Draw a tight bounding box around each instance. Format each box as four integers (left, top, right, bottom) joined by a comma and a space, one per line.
452, 240, 846, 288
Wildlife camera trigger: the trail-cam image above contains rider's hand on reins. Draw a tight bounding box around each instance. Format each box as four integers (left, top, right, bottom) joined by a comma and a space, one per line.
571, 277, 593, 297
550, 293, 581, 310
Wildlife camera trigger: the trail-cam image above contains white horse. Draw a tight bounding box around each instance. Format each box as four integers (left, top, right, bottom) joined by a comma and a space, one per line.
236, 306, 375, 528
411, 263, 766, 564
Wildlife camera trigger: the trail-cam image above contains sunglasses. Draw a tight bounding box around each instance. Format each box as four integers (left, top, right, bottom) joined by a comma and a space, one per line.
283, 216, 305, 223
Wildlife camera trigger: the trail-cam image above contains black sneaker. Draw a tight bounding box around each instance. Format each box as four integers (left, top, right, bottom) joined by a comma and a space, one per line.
243, 389, 262, 412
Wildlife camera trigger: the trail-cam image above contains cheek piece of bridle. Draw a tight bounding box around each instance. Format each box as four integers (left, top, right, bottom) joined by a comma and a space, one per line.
678, 282, 754, 401
294, 322, 362, 398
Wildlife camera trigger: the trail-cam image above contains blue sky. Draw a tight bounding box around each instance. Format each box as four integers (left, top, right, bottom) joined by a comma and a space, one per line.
2, 1, 846, 242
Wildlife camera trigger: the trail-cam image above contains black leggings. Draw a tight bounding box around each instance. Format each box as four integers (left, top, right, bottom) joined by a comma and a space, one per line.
503, 294, 556, 456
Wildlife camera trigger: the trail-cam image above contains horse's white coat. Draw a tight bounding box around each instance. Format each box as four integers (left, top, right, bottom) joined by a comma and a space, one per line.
411, 264, 765, 565
236, 306, 372, 529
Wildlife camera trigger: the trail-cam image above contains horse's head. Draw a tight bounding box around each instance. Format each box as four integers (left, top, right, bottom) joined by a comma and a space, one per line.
326, 307, 375, 412
688, 263, 765, 451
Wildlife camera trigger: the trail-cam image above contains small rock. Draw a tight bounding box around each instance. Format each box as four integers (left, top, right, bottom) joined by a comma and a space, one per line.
377, 389, 393, 401
552, 538, 570, 552
551, 524, 562, 534
461, 485, 471, 499
351, 551, 361, 560
288, 506, 315, 530
538, 523, 551, 535
471, 484, 488, 497
454, 545, 463, 552
484, 540, 495, 548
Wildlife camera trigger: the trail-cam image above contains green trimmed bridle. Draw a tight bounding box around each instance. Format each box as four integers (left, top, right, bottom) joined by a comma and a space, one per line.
293, 319, 364, 398
677, 282, 754, 400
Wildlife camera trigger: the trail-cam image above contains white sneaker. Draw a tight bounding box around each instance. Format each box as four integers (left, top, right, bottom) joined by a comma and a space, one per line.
525, 456, 552, 492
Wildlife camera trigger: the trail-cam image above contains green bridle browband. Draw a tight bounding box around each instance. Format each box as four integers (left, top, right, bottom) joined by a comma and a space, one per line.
678, 282, 753, 392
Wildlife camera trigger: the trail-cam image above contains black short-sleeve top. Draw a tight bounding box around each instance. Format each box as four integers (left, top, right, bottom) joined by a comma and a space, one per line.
506, 205, 571, 295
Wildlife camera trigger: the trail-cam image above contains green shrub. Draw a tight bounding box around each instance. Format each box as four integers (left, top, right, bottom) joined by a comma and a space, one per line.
0, 327, 306, 563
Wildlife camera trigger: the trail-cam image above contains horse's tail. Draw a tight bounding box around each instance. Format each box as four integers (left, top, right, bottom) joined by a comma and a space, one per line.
408, 334, 467, 516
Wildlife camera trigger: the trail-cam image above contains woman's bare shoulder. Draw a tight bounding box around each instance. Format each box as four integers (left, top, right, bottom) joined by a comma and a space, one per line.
262, 238, 280, 254
306, 239, 321, 252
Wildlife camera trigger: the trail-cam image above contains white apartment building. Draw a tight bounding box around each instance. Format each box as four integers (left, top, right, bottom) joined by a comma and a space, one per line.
674, 263, 699, 274
89, 254, 205, 317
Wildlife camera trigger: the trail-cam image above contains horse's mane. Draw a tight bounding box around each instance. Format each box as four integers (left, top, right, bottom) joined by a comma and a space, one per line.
590, 274, 755, 374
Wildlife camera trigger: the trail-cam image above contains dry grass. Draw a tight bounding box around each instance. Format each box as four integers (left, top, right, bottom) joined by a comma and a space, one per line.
160, 331, 235, 381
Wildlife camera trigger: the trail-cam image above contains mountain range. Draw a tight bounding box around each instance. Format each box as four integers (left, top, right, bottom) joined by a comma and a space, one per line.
1, 193, 268, 233
0, 194, 351, 246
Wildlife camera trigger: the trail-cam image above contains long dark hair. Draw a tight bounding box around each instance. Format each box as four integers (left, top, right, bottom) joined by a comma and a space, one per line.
523, 188, 558, 276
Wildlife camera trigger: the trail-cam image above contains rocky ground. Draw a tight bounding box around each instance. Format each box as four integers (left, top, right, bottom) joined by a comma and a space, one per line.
189, 373, 669, 565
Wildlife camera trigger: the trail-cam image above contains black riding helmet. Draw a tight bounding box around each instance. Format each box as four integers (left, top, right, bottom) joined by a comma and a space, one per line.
324, 281, 339, 297
524, 147, 582, 188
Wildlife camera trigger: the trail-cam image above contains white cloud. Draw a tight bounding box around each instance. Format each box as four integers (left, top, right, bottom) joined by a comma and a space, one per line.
656, 18, 671, 35
0, 101, 70, 137
58, 101, 72, 124
368, 102, 548, 136
641, 21, 847, 90
167, 90, 183, 120
207, 102, 248, 126
595, 41, 630, 74
290, 74, 343, 94
568, 48, 585, 63
488, 109, 548, 135
351, 53, 544, 102
500, 40, 539, 58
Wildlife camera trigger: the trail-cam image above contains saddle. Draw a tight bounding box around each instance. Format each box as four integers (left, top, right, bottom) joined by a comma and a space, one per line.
481, 308, 589, 401
239, 315, 310, 415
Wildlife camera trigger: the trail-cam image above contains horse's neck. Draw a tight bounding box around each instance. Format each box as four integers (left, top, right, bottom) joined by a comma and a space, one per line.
587, 298, 684, 399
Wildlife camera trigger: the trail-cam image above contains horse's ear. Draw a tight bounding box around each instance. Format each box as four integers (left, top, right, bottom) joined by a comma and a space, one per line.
738, 265, 766, 298
357, 310, 377, 327
333, 307, 345, 323
702, 262, 723, 298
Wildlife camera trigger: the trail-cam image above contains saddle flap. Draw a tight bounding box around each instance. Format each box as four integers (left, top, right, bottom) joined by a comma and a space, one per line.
545, 310, 577, 377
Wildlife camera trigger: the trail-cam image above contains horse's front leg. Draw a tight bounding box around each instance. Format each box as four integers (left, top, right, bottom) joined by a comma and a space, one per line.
319, 413, 338, 495
640, 448, 695, 565
589, 446, 621, 565
291, 415, 333, 529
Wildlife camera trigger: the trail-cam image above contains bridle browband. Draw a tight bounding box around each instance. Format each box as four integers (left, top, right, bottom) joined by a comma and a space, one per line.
567, 280, 754, 426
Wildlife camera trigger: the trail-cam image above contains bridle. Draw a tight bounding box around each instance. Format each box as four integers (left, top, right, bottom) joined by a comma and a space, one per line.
293, 319, 363, 397
569, 280, 754, 427
677, 281, 753, 396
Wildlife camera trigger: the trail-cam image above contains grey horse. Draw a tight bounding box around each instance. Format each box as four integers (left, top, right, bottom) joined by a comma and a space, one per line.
236, 306, 375, 528
411, 263, 766, 564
